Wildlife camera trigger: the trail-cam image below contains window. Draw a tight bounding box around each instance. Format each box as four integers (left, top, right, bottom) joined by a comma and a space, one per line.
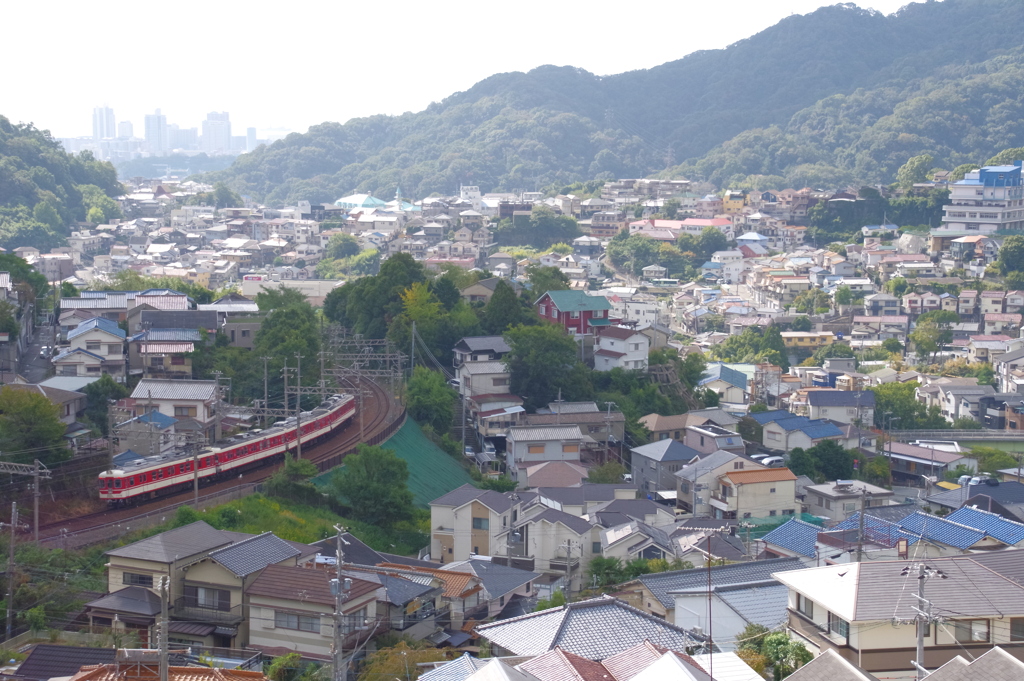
562, 444, 579, 453
182, 585, 230, 611
342, 607, 367, 634
796, 594, 814, 618
174, 406, 197, 418
570, 311, 580, 319
87, 341, 101, 351
538, 305, 546, 316
743, 512, 752, 518
734, 462, 744, 470
782, 509, 795, 515
241, 329, 250, 337
123, 572, 154, 587
954, 620, 989, 643
171, 355, 185, 366
107, 344, 121, 355
472, 517, 489, 530
492, 377, 509, 386
769, 488, 776, 494
828, 612, 850, 639
275, 611, 319, 632
593, 542, 602, 553
527, 444, 545, 454
151, 356, 164, 367
86, 366, 101, 373
1011, 618, 1024, 641
769, 510, 777, 516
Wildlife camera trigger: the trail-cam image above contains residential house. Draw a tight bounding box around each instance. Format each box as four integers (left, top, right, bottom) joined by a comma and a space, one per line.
64, 317, 126, 379
593, 326, 649, 372
773, 552, 1024, 677
709, 468, 799, 520
534, 290, 617, 336
441, 559, 539, 619
51, 347, 107, 379
683, 423, 746, 456
698, 363, 748, 404
430, 485, 522, 563
245, 564, 379, 661
460, 278, 523, 304
500, 505, 599, 592
804, 481, 894, 522
600, 522, 675, 563
630, 439, 700, 495
639, 408, 740, 442
128, 379, 220, 443
885, 442, 976, 486
523, 408, 626, 448
760, 415, 846, 452
995, 346, 1024, 393
780, 332, 836, 349
805, 390, 875, 426
984, 312, 1022, 336
863, 292, 900, 316
506, 425, 584, 480
675, 449, 762, 515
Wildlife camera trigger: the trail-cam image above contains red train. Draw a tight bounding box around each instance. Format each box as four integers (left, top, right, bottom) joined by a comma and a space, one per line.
98, 393, 355, 505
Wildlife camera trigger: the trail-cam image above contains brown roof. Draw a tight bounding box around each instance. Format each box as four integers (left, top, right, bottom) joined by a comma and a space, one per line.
598, 326, 642, 340
601, 640, 706, 681
70, 666, 266, 681
376, 563, 482, 599
246, 564, 377, 608
5, 383, 83, 405
518, 647, 614, 681
723, 468, 797, 484
525, 461, 589, 488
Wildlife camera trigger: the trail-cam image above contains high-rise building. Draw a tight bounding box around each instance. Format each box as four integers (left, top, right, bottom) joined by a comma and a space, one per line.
144, 109, 168, 154
246, 127, 258, 153
117, 121, 134, 139
201, 112, 231, 153
92, 106, 115, 140
940, 161, 1024, 234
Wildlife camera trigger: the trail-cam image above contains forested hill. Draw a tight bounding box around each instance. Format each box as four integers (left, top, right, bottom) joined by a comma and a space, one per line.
0, 117, 123, 251
209, 0, 1024, 204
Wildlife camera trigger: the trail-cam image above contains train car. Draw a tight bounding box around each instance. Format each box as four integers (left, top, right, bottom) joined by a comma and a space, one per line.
98, 393, 355, 506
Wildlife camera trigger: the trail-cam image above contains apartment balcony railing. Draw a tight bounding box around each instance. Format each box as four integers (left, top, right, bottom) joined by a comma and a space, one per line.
173, 597, 244, 625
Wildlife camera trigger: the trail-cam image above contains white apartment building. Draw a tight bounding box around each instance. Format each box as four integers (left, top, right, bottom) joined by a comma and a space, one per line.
940, 162, 1024, 234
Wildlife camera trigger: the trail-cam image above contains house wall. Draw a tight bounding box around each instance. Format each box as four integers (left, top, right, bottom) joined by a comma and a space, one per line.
732, 480, 797, 518
249, 599, 333, 658
674, 593, 749, 648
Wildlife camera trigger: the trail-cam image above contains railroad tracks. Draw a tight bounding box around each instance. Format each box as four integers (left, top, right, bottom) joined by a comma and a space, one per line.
35, 378, 404, 549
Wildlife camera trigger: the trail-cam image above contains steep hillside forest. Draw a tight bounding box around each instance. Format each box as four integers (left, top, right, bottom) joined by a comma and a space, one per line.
204, 0, 1024, 204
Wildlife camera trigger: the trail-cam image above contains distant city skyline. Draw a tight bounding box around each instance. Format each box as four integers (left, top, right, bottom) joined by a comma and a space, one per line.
4, 0, 911, 140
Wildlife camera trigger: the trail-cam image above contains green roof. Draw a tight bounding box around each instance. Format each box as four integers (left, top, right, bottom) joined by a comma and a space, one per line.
540, 290, 612, 312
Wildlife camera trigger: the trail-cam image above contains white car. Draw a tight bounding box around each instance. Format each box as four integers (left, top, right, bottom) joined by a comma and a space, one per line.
760, 456, 785, 467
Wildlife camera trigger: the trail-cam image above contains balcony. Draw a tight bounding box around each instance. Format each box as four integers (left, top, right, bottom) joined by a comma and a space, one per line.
173, 596, 244, 625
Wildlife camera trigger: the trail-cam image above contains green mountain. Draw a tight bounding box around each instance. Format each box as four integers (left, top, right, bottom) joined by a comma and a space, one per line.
0, 116, 123, 251
209, 0, 1024, 204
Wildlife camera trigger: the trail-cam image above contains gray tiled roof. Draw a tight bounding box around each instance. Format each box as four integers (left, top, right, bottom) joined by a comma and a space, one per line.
630, 439, 701, 463
106, 520, 233, 563
924, 647, 1024, 681
786, 649, 879, 681
715, 583, 790, 628
419, 653, 489, 681
475, 595, 695, 659
675, 450, 741, 482
443, 559, 539, 599
13, 644, 117, 681
431, 484, 523, 513
535, 484, 636, 506
86, 586, 162, 616
209, 531, 301, 577
131, 378, 218, 401
351, 570, 436, 606
455, 336, 512, 354
520, 507, 594, 535
639, 557, 805, 608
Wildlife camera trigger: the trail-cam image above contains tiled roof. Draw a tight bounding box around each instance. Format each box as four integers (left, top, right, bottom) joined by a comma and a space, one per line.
806, 390, 875, 407
67, 317, 126, 340
520, 507, 595, 535
431, 484, 520, 513
517, 647, 613, 681
887, 511, 987, 550
540, 290, 612, 312
924, 646, 1024, 681
133, 328, 204, 342
85, 586, 163, 616
508, 425, 584, 442
455, 336, 512, 354
637, 557, 804, 608
442, 559, 540, 599
785, 649, 878, 681
14, 645, 117, 681
926, 480, 1024, 508
53, 347, 105, 363
475, 595, 695, 660
131, 378, 217, 401
947, 505, 1024, 545
699, 363, 748, 390
420, 654, 489, 681
746, 409, 796, 425
246, 564, 376, 607
630, 439, 701, 463
717, 583, 791, 628
70, 663, 266, 681
106, 521, 233, 562
761, 518, 822, 557
209, 532, 302, 576
723, 468, 797, 484
377, 563, 481, 599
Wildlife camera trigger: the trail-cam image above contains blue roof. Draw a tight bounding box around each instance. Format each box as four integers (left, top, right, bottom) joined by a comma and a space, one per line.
112, 449, 144, 466
68, 317, 126, 340
899, 511, 988, 550
947, 506, 1024, 545
538, 289, 612, 312
761, 518, 821, 557
53, 347, 105, 362
748, 410, 795, 425
831, 512, 920, 546
133, 411, 178, 429
773, 416, 816, 432
799, 422, 844, 439
699, 363, 747, 391
701, 261, 722, 269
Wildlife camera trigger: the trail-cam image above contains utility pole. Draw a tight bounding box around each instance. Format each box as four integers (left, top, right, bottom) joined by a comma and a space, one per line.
4, 502, 27, 641
904, 563, 947, 680
159, 576, 169, 681
332, 524, 351, 681
0, 461, 51, 544
855, 488, 871, 562
410, 321, 415, 377
282, 358, 289, 450
295, 353, 304, 459
260, 356, 271, 428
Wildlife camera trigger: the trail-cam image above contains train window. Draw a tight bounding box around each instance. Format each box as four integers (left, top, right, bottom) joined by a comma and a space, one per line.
100, 478, 106, 489
127, 477, 135, 487
156, 469, 163, 479
114, 479, 122, 488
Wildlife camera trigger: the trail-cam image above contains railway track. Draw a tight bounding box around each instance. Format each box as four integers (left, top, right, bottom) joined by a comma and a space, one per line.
35, 378, 403, 547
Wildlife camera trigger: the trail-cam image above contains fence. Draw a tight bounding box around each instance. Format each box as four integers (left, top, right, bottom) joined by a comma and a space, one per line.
889, 429, 1024, 442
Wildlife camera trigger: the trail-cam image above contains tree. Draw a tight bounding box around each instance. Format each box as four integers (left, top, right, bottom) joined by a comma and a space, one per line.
325, 232, 360, 260
328, 444, 414, 528
787, 448, 816, 477
738, 622, 772, 655
811, 342, 855, 366
882, 337, 903, 354
406, 367, 456, 433
0, 386, 69, 465
534, 589, 567, 611
999, 235, 1024, 275
869, 381, 947, 430
835, 285, 853, 306
504, 323, 589, 410
696, 226, 728, 261
525, 264, 570, 298
861, 455, 891, 486
482, 279, 527, 334
479, 476, 518, 492
588, 556, 624, 586
664, 199, 681, 219
357, 641, 451, 681
83, 374, 129, 435
790, 316, 811, 332
587, 462, 627, 484
807, 440, 855, 480
884, 276, 909, 296
60, 280, 79, 297
951, 416, 983, 429
762, 632, 812, 679
968, 446, 1018, 473
430, 276, 461, 311
896, 154, 934, 188
909, 320, 942, 362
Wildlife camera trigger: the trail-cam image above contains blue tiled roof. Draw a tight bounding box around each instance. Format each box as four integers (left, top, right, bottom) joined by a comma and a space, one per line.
53, 347, 105, 363
748, 410, 795, 425
700, 362, 748, 390
831, 512, 920, 547
133, 411, 179, 429
701, 261, 722, 269
68, 317, 126, 340
947, 506, 1024, 545
761, 518, 821, 557
899, 511, 987, 550
800, 422, 844, 439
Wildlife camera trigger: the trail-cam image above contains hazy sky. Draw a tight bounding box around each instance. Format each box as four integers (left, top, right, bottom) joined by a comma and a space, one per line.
3, 0, 913, 139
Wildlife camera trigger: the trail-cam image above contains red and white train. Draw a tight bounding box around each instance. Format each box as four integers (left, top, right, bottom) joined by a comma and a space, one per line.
98, 393, 355, 505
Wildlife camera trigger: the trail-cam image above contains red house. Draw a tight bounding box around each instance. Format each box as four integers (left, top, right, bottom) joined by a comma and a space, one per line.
534, 290, 618, 336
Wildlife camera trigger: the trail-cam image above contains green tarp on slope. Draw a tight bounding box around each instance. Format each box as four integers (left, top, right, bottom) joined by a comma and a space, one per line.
314, 418, 474, 507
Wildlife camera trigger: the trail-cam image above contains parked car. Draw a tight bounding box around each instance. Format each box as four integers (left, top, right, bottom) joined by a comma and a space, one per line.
447, 378, 461, 389
39, 345, 51, 358
760, 456, 785, 467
